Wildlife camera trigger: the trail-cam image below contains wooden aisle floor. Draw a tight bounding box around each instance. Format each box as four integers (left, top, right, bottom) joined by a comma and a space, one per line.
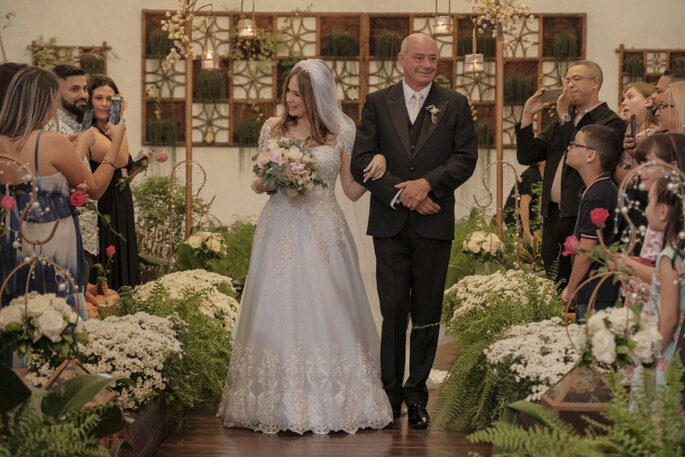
154, 336, 492, 457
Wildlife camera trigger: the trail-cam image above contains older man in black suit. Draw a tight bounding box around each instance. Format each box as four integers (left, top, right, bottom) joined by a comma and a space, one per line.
351, 33, 477, 429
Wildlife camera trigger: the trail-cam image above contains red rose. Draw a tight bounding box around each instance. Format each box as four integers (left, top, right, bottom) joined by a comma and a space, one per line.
158, 153, 168, 163
105, 245, 116, 257
70, 190, 89, 207
1, 195, 16, 211
590, 207, 609, 226
562, 235, 580, 257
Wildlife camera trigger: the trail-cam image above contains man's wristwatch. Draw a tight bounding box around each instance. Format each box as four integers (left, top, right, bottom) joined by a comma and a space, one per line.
559, 113, 572, 125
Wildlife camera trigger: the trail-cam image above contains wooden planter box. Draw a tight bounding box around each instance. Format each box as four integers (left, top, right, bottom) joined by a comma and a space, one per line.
103, 396, 175, 457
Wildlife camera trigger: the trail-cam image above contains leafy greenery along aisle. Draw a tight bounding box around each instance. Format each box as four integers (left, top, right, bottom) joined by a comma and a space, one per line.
468, 358, 685, 456
433, 270, 565, 431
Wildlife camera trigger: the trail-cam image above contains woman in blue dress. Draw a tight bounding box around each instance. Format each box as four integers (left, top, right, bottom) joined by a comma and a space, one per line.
0, 67, 125, 364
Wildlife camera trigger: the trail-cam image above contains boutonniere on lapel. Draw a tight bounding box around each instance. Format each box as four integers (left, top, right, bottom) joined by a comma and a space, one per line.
425, 105, 440, 124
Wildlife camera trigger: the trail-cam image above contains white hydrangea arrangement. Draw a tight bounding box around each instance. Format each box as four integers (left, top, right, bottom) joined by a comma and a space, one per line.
485, 317, 583, 401
462, 231, 505, 257
134, 269, 240, 334
26, 312, 184, 410
580, 307, 662, 368
445, 270, 557, 323
0, 292, 86, 358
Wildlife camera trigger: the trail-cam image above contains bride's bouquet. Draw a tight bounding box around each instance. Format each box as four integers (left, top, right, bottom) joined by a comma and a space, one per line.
252, 136, 327, 197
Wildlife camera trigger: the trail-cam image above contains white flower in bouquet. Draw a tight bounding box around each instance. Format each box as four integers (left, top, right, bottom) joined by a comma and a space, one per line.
187, 231, 225, 254
33, 307, 67, 343
0, 304, 24, 330
24, 294, 51, 317
629, 328, 662, 364
586, 309, 608, 336
463, 231, 504, 256
607, 307, 635, 336
591, 328, 617, 365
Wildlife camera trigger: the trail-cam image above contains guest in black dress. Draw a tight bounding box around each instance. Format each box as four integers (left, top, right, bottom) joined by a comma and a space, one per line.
87, 75, 141, 290
504, 162, 543, 245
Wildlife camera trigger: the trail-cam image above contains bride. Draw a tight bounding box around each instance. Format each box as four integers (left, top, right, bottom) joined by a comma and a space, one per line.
218, 59, 393, 434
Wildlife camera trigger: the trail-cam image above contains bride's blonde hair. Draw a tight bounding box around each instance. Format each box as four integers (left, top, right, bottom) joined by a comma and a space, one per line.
278, 68, 331, 146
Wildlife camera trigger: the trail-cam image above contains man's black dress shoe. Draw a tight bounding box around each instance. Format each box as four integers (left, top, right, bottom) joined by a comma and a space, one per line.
392, 404, 403, 420
407, 404, 429, 429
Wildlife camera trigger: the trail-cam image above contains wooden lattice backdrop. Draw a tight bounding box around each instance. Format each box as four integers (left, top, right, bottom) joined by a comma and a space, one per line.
615, 44, 685, 105
141, 10, 586, 148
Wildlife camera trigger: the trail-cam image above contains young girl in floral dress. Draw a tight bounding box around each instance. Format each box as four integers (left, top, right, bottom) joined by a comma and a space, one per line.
642, 174, 685, 385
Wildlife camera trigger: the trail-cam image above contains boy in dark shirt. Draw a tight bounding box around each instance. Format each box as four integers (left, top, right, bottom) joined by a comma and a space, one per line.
560, 124, 622, 322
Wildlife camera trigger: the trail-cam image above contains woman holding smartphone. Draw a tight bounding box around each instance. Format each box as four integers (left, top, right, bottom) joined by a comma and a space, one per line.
87, 75, 142, 290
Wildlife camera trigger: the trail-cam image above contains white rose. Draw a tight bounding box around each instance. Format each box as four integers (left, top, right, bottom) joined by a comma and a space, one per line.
283, 147, 303, 161
206, 238, 223, 253
642, 322, 663, 351
607, 307, 634, 336
9, 293, 51, 318
33, 307, 67, 343
0, 304, 25, 330
591, 328, 616, 365
467, 239, 481, 253
586, 310, 608, 337
629, 330, 656, 364
187, 234, 203, 249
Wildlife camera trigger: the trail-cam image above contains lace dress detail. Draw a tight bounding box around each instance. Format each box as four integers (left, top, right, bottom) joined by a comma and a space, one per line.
218, 121, 392, 434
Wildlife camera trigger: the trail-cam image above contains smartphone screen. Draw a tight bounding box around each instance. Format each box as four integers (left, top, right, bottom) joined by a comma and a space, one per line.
108, 96, 122, 125
630, 114, 637, 138
80, 109, 93, 132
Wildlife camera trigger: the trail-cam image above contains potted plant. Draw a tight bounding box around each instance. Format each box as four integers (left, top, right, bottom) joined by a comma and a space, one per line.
80, 51, 105, 76
147, 118, 178, 147
374, 29, 402, 60
624, 56, 644, 81
321, 30, 358, 58
237, 119, 264, 146
552, 31, 578, 62
504, 72, 534, 106
147, 28, 174, 59
458, 31, 495, 58
194, 69, 226, 103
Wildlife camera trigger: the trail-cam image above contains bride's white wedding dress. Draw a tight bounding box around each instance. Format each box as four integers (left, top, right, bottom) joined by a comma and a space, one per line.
218, 123, 392, 434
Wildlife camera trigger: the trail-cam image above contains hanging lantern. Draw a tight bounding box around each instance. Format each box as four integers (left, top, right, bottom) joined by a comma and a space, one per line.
201, 48, 219, 69
433, 16, 452, 35
464, 27, 485, 74
432, 0, 453, 36
238, 0, 257, 39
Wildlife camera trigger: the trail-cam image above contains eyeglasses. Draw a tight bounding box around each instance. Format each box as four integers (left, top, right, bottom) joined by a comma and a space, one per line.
657, 102, 675, 111
568, 140, 595, 151
564, 75, 596, 84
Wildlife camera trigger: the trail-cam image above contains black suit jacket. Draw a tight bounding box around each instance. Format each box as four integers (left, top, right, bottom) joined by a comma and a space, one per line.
351, 82, 478, 240
515, 102, 625, 218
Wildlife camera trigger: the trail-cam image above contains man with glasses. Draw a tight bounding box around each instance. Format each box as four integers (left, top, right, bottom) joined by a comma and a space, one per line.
515, 60, 625, 293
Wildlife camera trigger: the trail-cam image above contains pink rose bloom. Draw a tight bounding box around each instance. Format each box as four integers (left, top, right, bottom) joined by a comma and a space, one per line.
562, 235, 580, 257
158, 153, 168, 162
69, 190, 89, 207
290, 161, 306, 175
267, 148, 283, 164
1, 195, 16, 211
590, 207, 609, 226
105, 245, 116, 257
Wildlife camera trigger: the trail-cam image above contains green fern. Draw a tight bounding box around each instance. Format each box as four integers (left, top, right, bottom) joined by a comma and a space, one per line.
468, 356, 685, 456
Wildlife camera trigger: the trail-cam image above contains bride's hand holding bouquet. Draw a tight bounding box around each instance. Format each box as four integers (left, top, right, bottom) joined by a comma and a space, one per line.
252, 136, 326, 197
